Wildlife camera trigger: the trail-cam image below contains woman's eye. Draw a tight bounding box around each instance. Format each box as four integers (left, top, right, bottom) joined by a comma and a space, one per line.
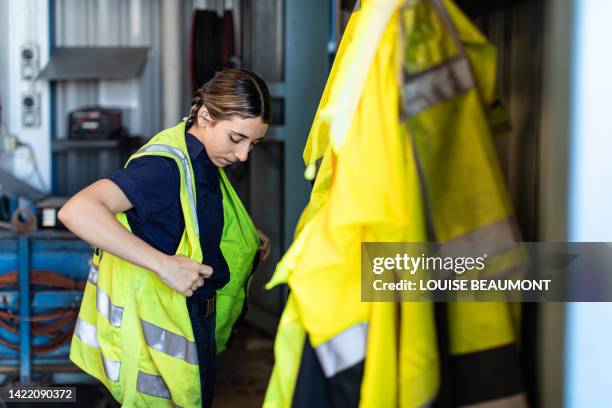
230, 135, 240, 144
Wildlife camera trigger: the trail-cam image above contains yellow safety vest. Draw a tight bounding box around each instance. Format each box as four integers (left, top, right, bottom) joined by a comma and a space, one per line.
70, 122, 259, 407
265, 0, 526, 407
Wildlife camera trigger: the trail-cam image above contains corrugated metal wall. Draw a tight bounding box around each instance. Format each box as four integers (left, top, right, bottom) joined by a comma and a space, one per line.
53, 0, 162, 139
476, 4, 546, 407
476, 0, 545, 242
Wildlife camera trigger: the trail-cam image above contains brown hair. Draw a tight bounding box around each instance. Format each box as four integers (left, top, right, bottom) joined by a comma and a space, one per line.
185, 68, 271, 129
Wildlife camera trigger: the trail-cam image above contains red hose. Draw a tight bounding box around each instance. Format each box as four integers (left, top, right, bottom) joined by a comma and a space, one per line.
0, 270, 85, 354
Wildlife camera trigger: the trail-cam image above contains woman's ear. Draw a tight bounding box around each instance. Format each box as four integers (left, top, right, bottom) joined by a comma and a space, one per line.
197, 106, 211, 127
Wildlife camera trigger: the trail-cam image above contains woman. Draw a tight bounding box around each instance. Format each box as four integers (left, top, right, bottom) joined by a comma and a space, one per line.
59, 68, 271, 407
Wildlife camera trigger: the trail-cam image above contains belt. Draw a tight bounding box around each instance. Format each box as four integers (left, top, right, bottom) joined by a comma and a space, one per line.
189, 295, 216, 318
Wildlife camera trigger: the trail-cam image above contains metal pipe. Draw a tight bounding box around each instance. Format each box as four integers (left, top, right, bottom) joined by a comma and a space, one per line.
18, 236, 31, 384
161, 0, 183, 127
0, 364, 81, 373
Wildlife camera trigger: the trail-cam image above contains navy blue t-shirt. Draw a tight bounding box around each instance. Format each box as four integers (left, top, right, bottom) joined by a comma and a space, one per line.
106, 131, 229, 299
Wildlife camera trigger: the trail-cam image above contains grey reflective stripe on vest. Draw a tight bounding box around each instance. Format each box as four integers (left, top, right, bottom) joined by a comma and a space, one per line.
137, 371, 171, 400
141, 319, 198, 365
401, 56, 474, 117
88, 264, 99, 285
315, 323, 368, 378
102, 357, 121, 382
96, 286, 124, 327
88, 263, 124, 327
75, 318, 121, 382
75, 317, 99, 348
136, 144, 200, 236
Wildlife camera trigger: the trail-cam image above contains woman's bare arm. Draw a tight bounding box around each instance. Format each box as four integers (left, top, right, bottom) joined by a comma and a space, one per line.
58, 179, 211, 296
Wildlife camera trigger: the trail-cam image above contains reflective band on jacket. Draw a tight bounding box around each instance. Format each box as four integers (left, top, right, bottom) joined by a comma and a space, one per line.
137, 144, 200, 236
88, 264, 99, 285
96, 286, 124, 327
445, 217, 517, 257
315, 323, 368, 378
141, 319, 199, 365
75, 318, 121, 382
88, 264, 124, 327
75, 317, 99, 348
137, 371, 172, 400
102, 357, 121, 382
401, 56, 474, 117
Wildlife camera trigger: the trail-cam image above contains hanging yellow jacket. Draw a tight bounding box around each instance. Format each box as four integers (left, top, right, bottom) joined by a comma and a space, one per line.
70, 122, 259, 407
265, 0, 526, 407
400, 1, 525, 405
266, 1, 431, 406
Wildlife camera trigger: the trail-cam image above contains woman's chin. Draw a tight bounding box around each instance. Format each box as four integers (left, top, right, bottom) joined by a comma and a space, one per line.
214, 157, 231, 167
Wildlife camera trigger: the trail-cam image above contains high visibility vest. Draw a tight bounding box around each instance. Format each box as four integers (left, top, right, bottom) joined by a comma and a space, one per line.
70, 122, 259, 407
265, 0, 526, 407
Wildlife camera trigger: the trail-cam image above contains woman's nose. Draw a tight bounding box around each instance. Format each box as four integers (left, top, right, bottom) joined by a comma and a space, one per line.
234, 144, 250, 162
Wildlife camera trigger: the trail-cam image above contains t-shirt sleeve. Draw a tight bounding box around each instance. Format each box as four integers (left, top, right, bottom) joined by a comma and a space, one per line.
106, 155, 180, 223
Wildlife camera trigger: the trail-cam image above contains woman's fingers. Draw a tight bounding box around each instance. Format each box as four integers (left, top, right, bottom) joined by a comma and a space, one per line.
257, 229, 271, 262
199, 264, 213, 278
263, 243, 271, 261
190, 277, 204, 292
161, 255, 216, 296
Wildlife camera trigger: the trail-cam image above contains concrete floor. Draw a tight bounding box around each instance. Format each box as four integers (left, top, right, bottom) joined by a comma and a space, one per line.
215, 323, 275, 407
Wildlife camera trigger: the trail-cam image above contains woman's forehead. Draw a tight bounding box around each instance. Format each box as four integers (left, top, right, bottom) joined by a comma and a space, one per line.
220, 116, 268, 139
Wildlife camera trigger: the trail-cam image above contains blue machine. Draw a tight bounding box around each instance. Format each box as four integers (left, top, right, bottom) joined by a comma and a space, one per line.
0, 231, 92, 385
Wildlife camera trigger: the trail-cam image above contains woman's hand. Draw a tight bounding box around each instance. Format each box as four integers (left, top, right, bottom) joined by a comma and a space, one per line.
157, 255, 213, 297
257, 229, 271, 262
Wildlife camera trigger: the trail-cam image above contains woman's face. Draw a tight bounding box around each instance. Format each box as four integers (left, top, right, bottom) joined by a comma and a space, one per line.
197, 106, 268, 168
